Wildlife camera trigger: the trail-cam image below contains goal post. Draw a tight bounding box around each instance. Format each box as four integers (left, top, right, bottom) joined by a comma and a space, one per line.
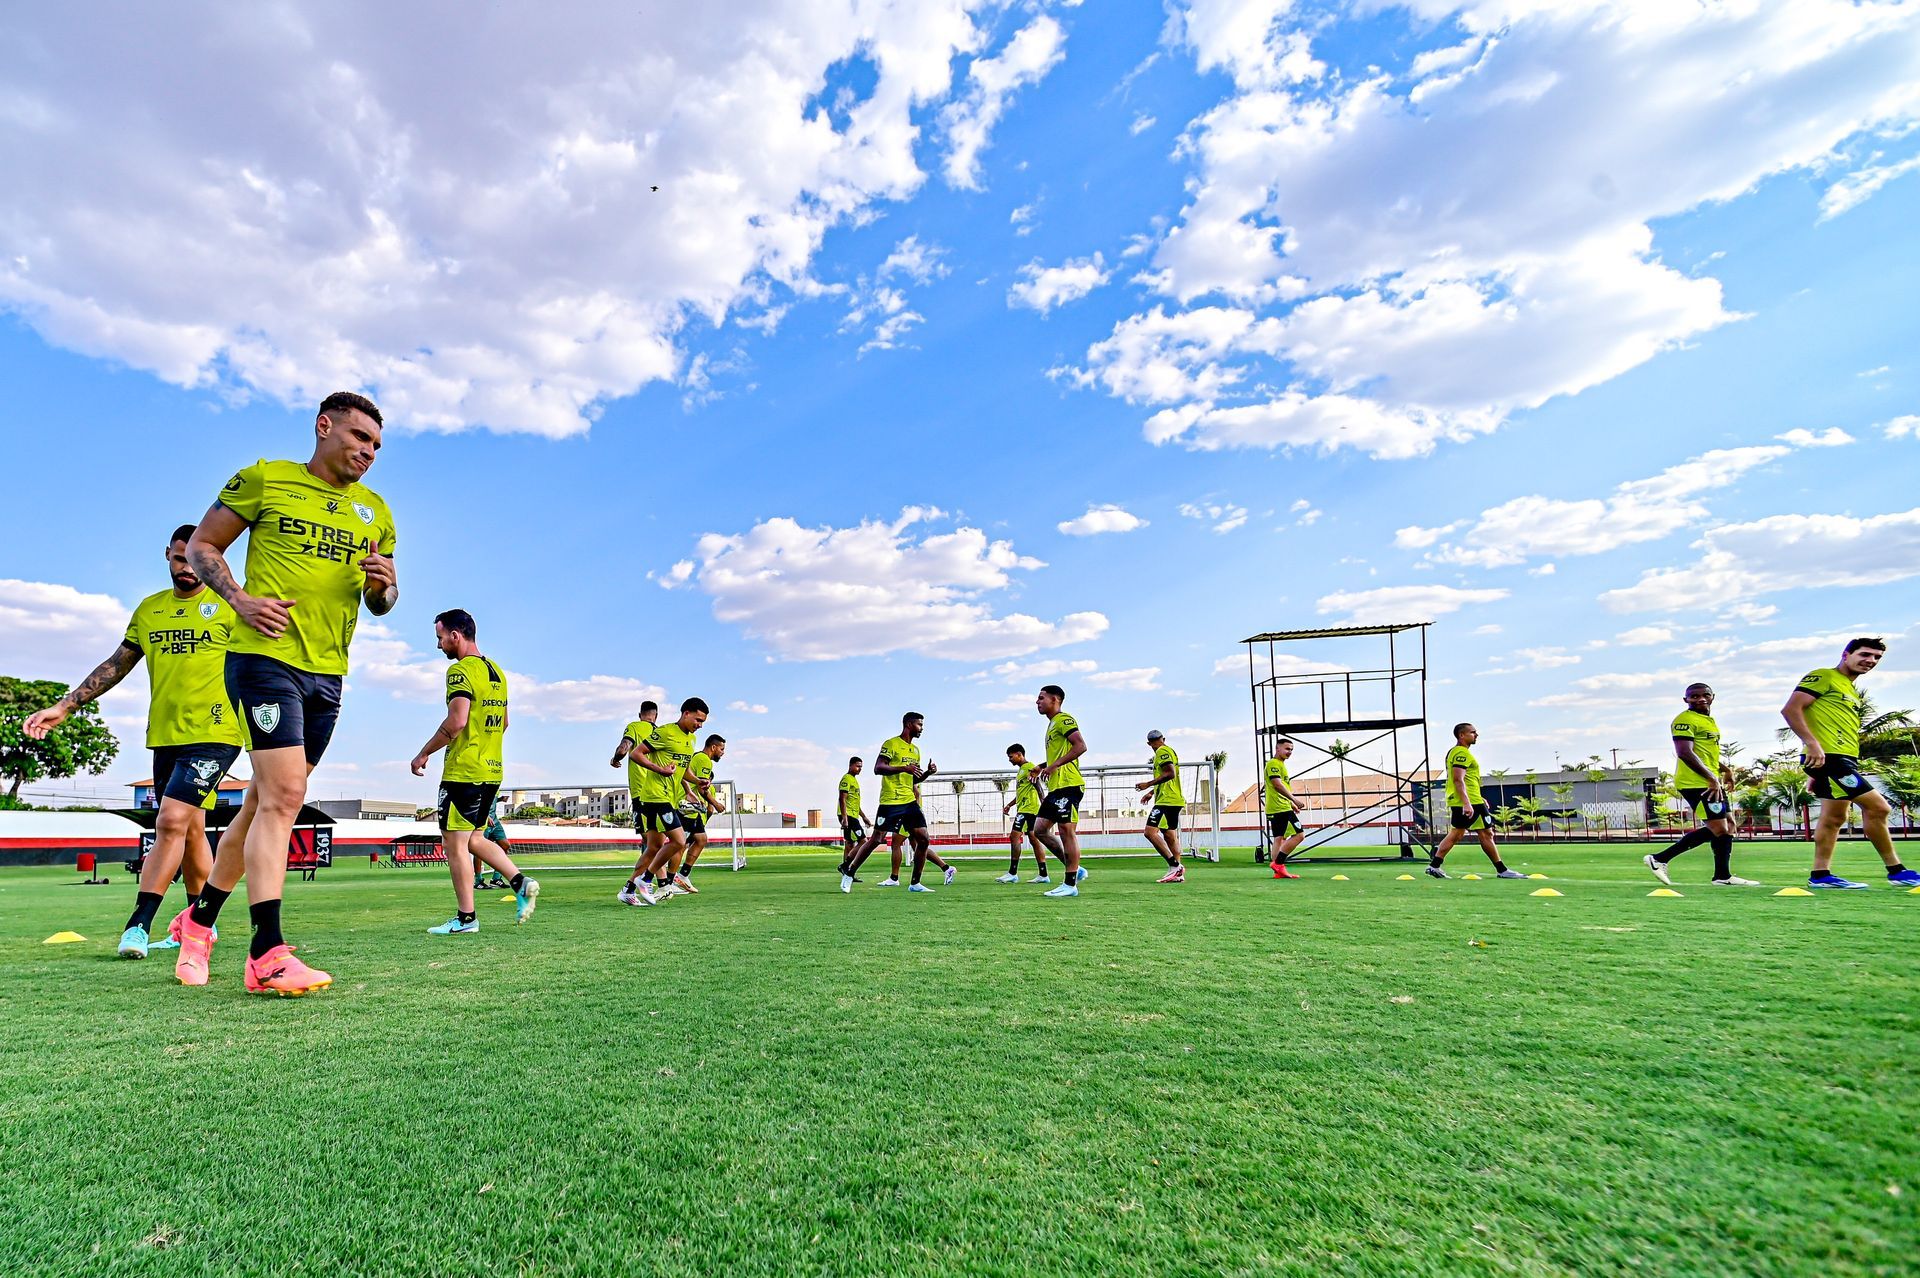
912, 759, 1223, 862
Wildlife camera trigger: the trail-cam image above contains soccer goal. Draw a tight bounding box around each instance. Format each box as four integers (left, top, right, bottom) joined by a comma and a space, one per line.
911, 760, 1224, 862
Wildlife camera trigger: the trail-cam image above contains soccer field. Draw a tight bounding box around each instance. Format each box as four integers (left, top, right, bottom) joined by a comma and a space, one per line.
4, 844, 1916, 1276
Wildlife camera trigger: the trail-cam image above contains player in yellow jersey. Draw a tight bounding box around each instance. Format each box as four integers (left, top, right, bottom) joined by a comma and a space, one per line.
24, 524, 244, 960
1264, 737, 1308, 879
839, 712, 939, 892
997, 743, 1057, 884
1644, 684, 1756, 887
674, 734, 728, 891
1033, 684, 1088, 897
1782, 638, 1915, 889
883, 777, 957, 886
177, 392, 397, 995
621, 698, 709, 903
1426, 723, 1525, 879
611, 701, 661, 904
1136, 730, 1187, 884
837, 757, 867, 870
409, 610, 538, 932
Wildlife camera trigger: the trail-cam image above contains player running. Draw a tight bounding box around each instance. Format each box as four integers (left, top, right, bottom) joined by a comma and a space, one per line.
23, 524, 244, 960
839, 712, 939, 893
1136, 730, 1186, 884
1265, 737, 1308, 879
1782, 638, 1918, 889
409, 609, 538, 933
883, 778, 956, 886
996, 743, 1056, 884
1032, 685, 1088, 898
1645, 683, 1756, 887
621, 698, 709, 902
612, 701, 661, 903
676, 733, 728, 890
837, 757, 867, 871
175, 392, 398, 994
1427, 723, 1525, 879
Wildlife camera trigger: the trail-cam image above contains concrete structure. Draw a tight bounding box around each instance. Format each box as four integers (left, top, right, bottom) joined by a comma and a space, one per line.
310, 798, 416, 822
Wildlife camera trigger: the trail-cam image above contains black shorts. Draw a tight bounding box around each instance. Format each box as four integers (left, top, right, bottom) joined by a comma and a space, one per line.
637, 803, 683, 834
1011, 813, 1037, 835
680, 812, 707, 836
841, 818, 865, 839
1147, 804, 1182, 831
1039, 787, 1082, 825
225, 652, 343, 765
1679, 787, 1731, 823
1266, 811, 1300, 838
152, 743, 241, 810
1449, 803, 1493, 832
1805, 755, 1875, 802
875, 803, 927, 836
438, 781, 499, 833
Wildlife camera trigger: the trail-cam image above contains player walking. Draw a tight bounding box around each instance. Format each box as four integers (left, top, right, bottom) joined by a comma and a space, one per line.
839, 712, 939, 892
676, 733, 728, 890
1137, 730, 1186, 883
1427, 723, 1525, 879
1782, 638, 1918, 889
996, 743, 1055, 884
1264, 737, 1308, 879
23, 524, 243, 959
1645, 684, 1756, 887
175, 392, 398, 994
409, 609, 538, 933
622, 698, 708, 902
1032, 685, 1088, 898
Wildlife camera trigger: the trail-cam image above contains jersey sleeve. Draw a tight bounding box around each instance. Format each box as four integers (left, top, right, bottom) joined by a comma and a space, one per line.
446, 661, 475, 702
1446, 746, 1467, 769
217, 460, 269, 524
1156, 745, 1177, 770
122, 608, 144, 653
1057, 713, 1079, 739
1669, 715, 1694, 741
375, 497, 397, 557
1794, 670, 1829, 698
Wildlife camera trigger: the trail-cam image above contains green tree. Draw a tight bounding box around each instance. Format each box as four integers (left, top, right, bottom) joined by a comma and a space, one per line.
0, 676, 119, 803
1546, 780, 1578, 840
1742, 767, 1814, 836
512, 803, 560, 820
1874, 757, 1920, 824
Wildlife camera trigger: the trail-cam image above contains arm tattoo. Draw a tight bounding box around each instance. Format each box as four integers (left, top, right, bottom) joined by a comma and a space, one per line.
67, 642, 142, 708
189, 545, 244, 605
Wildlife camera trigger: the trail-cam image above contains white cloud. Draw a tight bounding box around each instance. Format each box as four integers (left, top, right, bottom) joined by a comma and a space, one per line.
1067, 2, 1920, 459
1614, 626, 1674, 647
1289, 498, 1324, 525
728, 700, 769, 714
1481, 646, 1580, 675
1603, 507, 1920, 612
979, 657, 1100, 684
1471, 623, 1502, 636
970, 719, 1017, 732
1214, 651, 1347, 680
1179, 499, 1248, 533
1819, 152, 1920, 220
1884, 415, 1919, 440
0, 2, 1038, 436
0, 578, 131, 677
879, 235, 950, 285
1130, 113, 1157, 135
1010, 203, 1038, 235
1057, 503, 1147, 536
1085, 666, 1162, 692
1774, 427, 1854, 448
941, 14, 1068, 189
680, 506, 1108, 661
1316, 584, 1509, 623
355, 623, 668, 722
1008, 253, 1111, 314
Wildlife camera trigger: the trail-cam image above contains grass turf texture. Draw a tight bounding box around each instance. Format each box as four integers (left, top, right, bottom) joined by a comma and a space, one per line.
2, 843, 1915, 1276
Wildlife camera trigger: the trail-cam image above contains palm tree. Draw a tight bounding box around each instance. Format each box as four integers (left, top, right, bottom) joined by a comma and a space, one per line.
1744, 768, 1815, 836
1874, 758, 1920, 829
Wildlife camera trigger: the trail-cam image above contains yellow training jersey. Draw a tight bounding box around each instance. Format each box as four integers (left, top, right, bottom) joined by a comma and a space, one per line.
1669, 709, 1721, 790
442, 655, 507, 784
621, 719, 656, 797
1794, 668, 1862, 757
1263, 757, 1293, 814
878, 736, 920, 806
1013, 761, 1041, 815
1445, 745, 1483, 807
123, 587, 243, 749
838, 772, 862, 819
637, 720, 698, 805
680, 750, 715, 815
1150, 743, 1183, 806
1045, 712, 1084, 789
216, 459, 397, 675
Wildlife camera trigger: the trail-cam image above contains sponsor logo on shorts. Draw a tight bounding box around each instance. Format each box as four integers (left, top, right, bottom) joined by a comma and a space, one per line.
189, 756, 221, 787
251, 702, 281, 733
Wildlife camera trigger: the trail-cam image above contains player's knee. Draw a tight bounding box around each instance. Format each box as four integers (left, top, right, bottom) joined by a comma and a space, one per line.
154, 804, 197, 841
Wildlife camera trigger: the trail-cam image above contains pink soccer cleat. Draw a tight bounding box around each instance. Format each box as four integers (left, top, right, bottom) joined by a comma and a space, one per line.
1157, 866, 1186, 884
244, 944, 332, 997
174, 915, 215, 987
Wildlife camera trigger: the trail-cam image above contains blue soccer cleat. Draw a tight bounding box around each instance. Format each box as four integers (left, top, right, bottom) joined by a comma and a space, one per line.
1808, 873, 1868, 890
1887, 868, 1920, 887
428, 916, 480, 934
117, 925, 150, 959
515, 877, 540, 924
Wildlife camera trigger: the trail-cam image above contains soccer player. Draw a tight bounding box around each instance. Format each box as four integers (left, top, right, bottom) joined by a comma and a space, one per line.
175, 392, 398, 994
1427, 723, 1525, 879
676, 733, 728, 890
1782, 638, 1918, 889
839, 712, 939, 893
622, 698, 709, 902
1645, 683, 1756, 887
837, 757, 867, 870
409, 609, 538, 933
997, 743, 1056, 884
885, 778, 956, 886
1032, 684, 1088, 898
23, 524, 243, 959
1264, 737, 1309, 879
612, 701, 661, 903
1135, 730, 1186, 884
476, 803, 513, 892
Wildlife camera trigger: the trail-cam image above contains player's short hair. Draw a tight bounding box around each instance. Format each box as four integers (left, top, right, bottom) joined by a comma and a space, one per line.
434, 608, 477, 639
705, 734, 725, 747
1006, 743, 1025, 756
169, 524, 197, 546
1452, 722, 1473, 739
903, 711, 924, 725
1040, 684, 1066, 700
681, 697, 709, 715
640, 700, 658, 715
1845, 636, 1888, 654
1275, 736, 1293, 746
319, 390, 383, 426
1685, 682, 1712, 694
848, 756, 862, 767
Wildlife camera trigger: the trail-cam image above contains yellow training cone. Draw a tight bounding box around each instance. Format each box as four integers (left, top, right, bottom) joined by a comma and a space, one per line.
1396, 873, 1416, 880
1773, 887, 1814, 897
1908, 885, 1920, 895
43, 931, 87, 944
1648, 888, 1683, 897
1527, 873, 1549, 880
1529, 888, 1563, 898
1461, 873, 1482, 880
1331, 874, 1350, 881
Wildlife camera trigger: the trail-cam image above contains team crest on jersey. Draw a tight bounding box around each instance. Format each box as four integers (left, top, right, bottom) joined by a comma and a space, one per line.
352, 502, 375, 525
252, 702, 281, 733
199, 601, 218, 620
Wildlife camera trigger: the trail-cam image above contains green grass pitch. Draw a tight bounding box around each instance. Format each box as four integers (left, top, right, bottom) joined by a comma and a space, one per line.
2, 843, 1916, 1276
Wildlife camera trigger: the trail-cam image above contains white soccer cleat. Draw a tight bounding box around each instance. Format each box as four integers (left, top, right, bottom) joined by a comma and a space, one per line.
908, 883, 934, 893
617, 887, 646, 907
995, 872, 1019, 884
1712, 875, 1763, 886
1030, 874, 1051, 884
1644, 854, 1673, 886
943, 865, 956, 885
1043, 883, 1079, 898
878, 877, 901, 887
839, 874, 853, 894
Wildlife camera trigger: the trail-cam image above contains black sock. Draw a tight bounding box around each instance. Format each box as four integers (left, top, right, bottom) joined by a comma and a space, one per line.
1711, 833, 1734, 880
1429, 853, 1443, 868
509, 873, 526, 893
1888, 862, 1907, 876
1657, 828, 1712, 862
1491, 859, 1508, 873
247, 899, 284, 959
190, 884, 231, 929
127, 890, 164, 932
458, 910, 476, 925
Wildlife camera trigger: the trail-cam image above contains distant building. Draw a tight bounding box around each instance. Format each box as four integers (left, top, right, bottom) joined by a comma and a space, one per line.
310, 798, 417, 822
129, 775, 248, 808
736, 791, 769, 814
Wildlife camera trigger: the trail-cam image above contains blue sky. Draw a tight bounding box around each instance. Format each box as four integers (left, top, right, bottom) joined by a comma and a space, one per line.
3, 0, 1917, 812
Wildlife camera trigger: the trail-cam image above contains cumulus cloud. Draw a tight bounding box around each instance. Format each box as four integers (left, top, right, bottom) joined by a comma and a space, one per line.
1480, 646, 1581, 676
1884, 415, 1919, 440
1774, 427, 1854, 448
1316, 584, 1509, 623
941, 14, 1068, 189
1085, 666, 1162, 691
1179, 499, 1248, 533
354, 622, 667, 721
1614, 626, 1674, 647
728, 700, 770, 714
1056, 503, 1147, 536
678, 506, 1107, 661
1062, 1, 1920, 458
975, 657, 1100, 684
1820, 152, 1920, 221
1008, 253, 1111, 314
0, 2, 1048, 436
0, 579, 132, 677
1602, 507, 1920, 613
